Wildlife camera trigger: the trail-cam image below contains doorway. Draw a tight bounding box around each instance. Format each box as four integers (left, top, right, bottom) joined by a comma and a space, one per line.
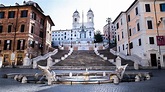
150, 54, 157, 66
3, 54, 10, 66
16, 53, 24, 65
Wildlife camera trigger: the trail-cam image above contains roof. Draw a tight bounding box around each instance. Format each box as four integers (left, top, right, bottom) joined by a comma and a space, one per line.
112, 0, 138, 23
74, 10, 79, 14
88, 9, 93, 13
46, 15, 55, 26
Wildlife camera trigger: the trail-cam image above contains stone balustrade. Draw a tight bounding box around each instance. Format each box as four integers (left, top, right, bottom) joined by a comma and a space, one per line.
32, 49, 58, 69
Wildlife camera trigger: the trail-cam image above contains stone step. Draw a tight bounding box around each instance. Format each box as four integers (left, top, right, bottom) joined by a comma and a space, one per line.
50, 66, 135, 70
54, 50, 114, 66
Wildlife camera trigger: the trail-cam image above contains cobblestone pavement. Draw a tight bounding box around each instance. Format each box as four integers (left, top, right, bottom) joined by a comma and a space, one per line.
0, 68, 165, 92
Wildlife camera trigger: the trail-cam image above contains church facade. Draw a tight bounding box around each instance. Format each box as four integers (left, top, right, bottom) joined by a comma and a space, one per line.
52, 9, 95, 47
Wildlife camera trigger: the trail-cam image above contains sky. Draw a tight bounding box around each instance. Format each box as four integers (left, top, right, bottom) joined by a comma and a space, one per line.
0, 0, 134, 32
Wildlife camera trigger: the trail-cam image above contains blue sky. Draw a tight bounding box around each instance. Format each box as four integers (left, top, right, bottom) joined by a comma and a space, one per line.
0, 0, 133, 32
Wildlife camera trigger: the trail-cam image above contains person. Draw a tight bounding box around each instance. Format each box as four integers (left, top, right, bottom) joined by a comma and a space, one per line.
0, 54, 3, 68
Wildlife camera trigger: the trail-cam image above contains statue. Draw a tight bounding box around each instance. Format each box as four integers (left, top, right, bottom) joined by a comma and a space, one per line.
115, 64, 128, 80
23, 54, 31, 66
38, 65, 56, 85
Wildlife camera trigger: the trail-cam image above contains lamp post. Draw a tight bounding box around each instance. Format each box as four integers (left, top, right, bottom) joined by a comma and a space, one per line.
71, 30, 73, 48
154, 0, 162, 69
94, 39, 96, 48
106, 18, 111, 48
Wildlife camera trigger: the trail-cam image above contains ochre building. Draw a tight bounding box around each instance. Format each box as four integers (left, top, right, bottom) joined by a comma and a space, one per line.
0, 1, 55, 66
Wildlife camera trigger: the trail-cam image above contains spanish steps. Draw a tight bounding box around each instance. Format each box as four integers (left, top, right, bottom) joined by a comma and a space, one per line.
37, 48, 134, 70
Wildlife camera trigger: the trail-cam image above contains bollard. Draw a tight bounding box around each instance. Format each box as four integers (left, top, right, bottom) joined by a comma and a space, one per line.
135, 75, 140, 82
14, 75, 18, 81
134, 62, 139, 70
18, 74, 23, 82
145, 74, 151, 80
21, 76, 27, 83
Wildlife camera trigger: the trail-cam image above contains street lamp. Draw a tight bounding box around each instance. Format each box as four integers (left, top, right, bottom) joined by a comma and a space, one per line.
154, 0, 162, 69
106, 17, 111, 48
71, 30, 73, 48
94, 39, 96, 48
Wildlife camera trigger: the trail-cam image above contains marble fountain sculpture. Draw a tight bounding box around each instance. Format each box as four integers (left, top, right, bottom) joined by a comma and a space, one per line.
4, 64, 151, 85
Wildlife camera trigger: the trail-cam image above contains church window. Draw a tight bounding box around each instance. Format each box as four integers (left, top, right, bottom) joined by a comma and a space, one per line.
74, 18, 77, 22
89, 31, 91, 36
89, 17, 92, 21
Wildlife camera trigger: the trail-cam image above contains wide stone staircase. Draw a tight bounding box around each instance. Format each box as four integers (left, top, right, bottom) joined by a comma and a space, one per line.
54, 50, 114, 66
98, 49, 134, 66
37, 50, 69, 66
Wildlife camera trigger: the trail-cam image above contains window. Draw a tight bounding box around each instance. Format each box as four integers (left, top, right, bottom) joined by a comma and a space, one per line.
8, 25, 12, 33
147, 20, 153, 29
160, 3, 165, 12
0, 12, 5, 19
40, 18, 44, 26
20, 25, 25, 32
122, 31, 124, 38
74, 18, 77, 22
121, 19, 123, 25
21, 10, 28, 17
129, 28, 132, 36
31, 25, 34, 33
116, 23, 119, 29
118, 35, 120, 41
149, 37, 154, 44
129, 42, 133, 49
4, 40, 12, 50
8, 11, 15, 18
123, 44, 124, 50
0, 25, 3, 33
137, 23, 140, 31
128, 15, 130, 22
39, 31, 43, 38
145, 4, 151, 12
17, 40, 25, 50
29, 40, 35, 48
138, 38, 141, 46
135, 7, 138, 15
31, 12, 36, 20
89, 31, 91, 36
118, 46, 120, 52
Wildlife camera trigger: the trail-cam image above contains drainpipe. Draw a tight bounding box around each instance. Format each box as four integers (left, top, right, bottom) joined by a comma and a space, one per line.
125, 12, 130, 55
154, 0, 161, 55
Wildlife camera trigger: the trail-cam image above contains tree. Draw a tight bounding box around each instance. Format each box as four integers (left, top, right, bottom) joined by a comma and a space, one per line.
94, 30, 103, 43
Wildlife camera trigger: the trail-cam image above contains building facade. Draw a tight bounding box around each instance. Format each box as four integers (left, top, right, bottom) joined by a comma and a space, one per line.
52, 9, 95, 47
0, 1, 54, 66
103, 20, 116, 45
113, 0, 165, 67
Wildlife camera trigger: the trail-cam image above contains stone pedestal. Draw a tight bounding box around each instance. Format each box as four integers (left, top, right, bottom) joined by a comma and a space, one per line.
23, 54, 31, 66
47, 57, 53, 67
116, 56, 121, 67
134, 62, 139, 70
33, 61, 37, 69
